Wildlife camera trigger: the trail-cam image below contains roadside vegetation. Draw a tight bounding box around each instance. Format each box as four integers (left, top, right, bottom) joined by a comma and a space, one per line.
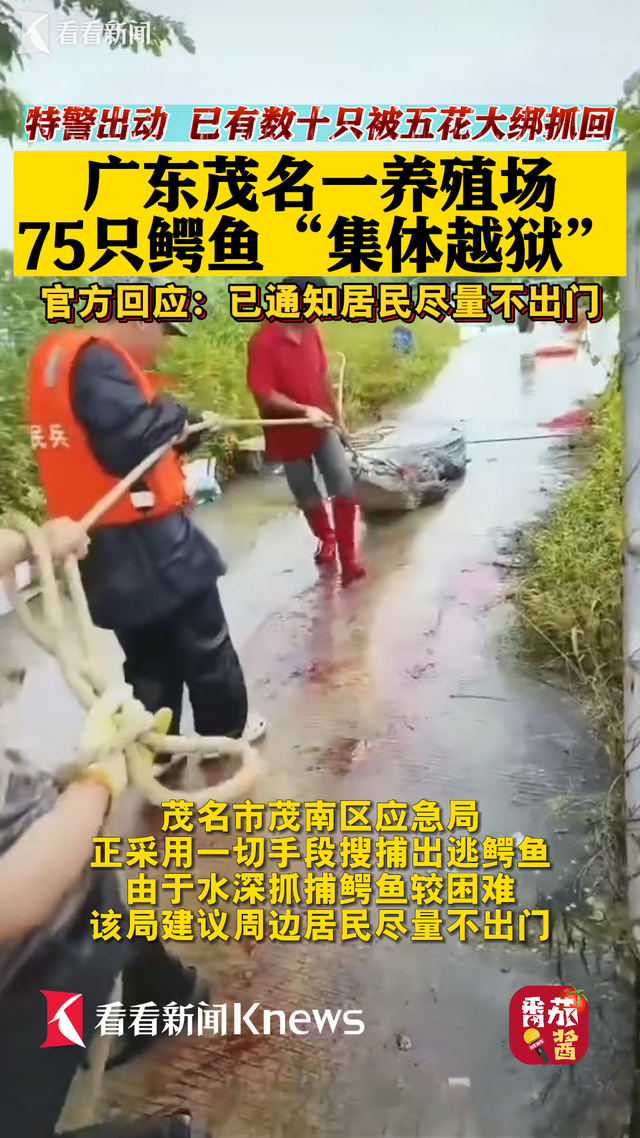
0, 263, 457, 515
512, 366, 624, 876
510, 63, 640, 898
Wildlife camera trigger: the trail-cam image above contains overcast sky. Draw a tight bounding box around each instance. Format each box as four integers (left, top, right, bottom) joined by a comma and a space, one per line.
3, 0, 639, 249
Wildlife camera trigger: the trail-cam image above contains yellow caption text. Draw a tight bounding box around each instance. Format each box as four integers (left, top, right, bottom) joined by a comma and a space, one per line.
89, 798, 551, 945
14, 150, 626, 277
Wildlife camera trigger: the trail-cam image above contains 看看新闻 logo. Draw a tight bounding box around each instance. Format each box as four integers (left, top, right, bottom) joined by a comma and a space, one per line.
17, 12, 51, 55
40, 990, 86, 1048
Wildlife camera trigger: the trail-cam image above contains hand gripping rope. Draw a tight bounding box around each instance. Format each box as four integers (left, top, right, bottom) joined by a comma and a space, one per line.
81, 349, 346, 527
0, 509, 267, 1129
1, 509, 263, 808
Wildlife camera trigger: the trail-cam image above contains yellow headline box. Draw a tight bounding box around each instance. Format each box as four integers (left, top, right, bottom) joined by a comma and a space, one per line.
14, 149, 626, 277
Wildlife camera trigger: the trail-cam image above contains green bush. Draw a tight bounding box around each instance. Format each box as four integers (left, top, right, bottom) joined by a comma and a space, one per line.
513, 375, 623, 746
0, 254, 53, 518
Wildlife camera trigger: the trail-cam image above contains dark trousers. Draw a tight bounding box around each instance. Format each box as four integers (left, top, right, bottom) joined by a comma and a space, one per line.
0, 875, 197, 1138
115, 581, 248, 741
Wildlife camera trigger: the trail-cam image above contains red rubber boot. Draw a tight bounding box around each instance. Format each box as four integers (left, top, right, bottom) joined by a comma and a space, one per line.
303, 501, 337, 567
332, 497, 366, 586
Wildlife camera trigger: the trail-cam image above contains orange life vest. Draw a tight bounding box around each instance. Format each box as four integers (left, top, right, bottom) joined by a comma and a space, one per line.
147, 370, 179, 392
27, 331, 187, 526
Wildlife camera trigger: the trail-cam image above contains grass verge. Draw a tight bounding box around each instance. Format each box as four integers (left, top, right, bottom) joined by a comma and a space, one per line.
512, 375, 622, 741
511, 372, 624, 884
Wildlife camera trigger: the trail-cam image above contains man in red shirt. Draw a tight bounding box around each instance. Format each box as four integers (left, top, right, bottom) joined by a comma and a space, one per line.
247, 277, 366, 586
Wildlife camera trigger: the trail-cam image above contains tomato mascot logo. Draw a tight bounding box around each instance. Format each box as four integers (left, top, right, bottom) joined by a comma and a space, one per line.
509, 985, 589, 1065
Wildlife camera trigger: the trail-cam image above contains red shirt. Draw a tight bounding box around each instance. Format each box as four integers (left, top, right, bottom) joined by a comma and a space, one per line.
247, 322, 333, 462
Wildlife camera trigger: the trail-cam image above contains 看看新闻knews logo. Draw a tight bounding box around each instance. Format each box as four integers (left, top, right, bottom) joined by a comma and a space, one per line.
40, 990, 86, 1048
17, 12, 51, 55
39, 993, 365, 1045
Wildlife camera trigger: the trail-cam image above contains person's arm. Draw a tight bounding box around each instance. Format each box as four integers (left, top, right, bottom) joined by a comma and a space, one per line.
0, 777, 110, 942
317, 332, 344, 428
254, 388, 308, 418
173, 407, 207, 457
322, 373, 343, 426
247, 337, 332, 425
247, 335, 303, 416
0, 519, 90, 579
0, 530, 31, 577
324, 382, 341, 420
70, 342, 190, 478
0, 697, 135, 943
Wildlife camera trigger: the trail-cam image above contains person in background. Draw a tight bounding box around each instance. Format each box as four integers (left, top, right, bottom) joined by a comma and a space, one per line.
517, 309, 535, 334
0, 518, 212, 1138
27, 287, 256, 766
247, 276, 366, 587
392, 326, 414, 354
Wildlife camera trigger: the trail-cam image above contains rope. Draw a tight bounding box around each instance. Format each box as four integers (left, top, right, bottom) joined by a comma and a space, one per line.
345, 429, 580, 454
1, 355, 349, 807
80, 415, 308, 529
2, 511, 262, 808
81, 355, 348, 529
467, 431, 578, 445
335, 351, 345, 415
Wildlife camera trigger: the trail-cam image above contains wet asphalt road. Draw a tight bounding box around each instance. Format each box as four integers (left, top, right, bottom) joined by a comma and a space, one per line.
1, 319, 633, 1136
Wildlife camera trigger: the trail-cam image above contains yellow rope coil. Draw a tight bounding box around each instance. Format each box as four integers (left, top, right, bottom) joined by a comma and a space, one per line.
1, 512, 262, 807
0, 354, 348, 806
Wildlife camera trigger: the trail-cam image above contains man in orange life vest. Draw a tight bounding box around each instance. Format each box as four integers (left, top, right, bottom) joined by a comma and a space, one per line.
27, 286, 249, 761
247, 276, 366, 587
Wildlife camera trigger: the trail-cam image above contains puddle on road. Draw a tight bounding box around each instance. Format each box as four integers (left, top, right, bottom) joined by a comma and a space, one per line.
3, 322, 632, 1137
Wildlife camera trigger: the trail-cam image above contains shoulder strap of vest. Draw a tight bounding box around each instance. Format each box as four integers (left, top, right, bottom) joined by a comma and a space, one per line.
31, 331, 93, 391
32, 332, 147, 393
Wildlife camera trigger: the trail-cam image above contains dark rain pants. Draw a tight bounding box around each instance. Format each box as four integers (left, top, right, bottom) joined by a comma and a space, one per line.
115, 580, 248, 740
